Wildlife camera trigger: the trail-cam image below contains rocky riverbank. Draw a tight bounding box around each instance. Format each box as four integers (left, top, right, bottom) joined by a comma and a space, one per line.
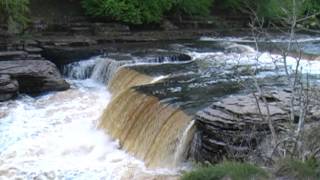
0, 18, 219, 101
93, 39, 320, 168
0, 60, 69, 101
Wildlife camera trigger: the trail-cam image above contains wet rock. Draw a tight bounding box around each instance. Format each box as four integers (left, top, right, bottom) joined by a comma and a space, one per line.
92, 23, 130, 35
0, 60, 69, 94
152, 53, 192, 62
25, 47, 43, 54
0, 51, 28, 61
0, 74, 19, 101
42, 45, 100, 66
131, 52, 192, 63
191, 90, 291, 163
0, 74, 11, 86
161, 20, 178, 31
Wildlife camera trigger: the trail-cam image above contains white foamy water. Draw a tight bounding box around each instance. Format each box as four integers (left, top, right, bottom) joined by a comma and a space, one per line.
200, 36, 320, 43
188, 45, 320, 76
0, 58, 179, 180
1, 39, 318, 179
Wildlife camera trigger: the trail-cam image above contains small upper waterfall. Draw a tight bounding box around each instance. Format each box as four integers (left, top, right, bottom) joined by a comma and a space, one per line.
63, 57, 99, 80
62, 54, 189, 86
90, 59, 128, 84
63, 56, 130, 85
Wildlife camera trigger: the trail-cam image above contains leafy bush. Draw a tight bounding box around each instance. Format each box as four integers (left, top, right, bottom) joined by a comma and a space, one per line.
275, 158, 320, 180
81, 0, 173, 24
0, 0, 29, 27
81, 0, 214, 24
181, 161, 269, 180
174, 0, 213, 17
303, 0, 320, 14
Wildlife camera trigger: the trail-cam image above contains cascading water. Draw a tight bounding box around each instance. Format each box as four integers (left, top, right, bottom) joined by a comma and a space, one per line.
63, 54, 188, 86
0, 56, 181, 180
63, 56, 130, 85
1, 37, 319, 179
90, 59, 129, 84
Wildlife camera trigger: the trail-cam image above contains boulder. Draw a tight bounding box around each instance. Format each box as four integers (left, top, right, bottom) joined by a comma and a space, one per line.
42, 45, 100, 66
191, 90, 290, 163
0, 60, 69, 95
0, 74, 19, 101
160, 20, 178, 31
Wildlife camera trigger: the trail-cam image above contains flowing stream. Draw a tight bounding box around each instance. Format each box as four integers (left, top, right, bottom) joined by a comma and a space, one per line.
0, 57, 179, 180
0, 36, 319, 179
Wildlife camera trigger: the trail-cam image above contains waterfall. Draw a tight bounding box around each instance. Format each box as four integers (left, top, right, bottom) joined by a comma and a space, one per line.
63, 57, 99, 79
99, 88, 193, 168
108, 66, 154, 96
174, 120, 195, 165
98, 65, 195, 168
63, 54, 192, 85
63, 55, 197, 168
63, 56, 130, 85
90, 59, 128, 84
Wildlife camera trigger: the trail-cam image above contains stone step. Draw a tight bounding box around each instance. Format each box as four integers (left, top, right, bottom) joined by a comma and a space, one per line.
70, 27, 92, 35
0, 51, 28, 61
26, 54, 44, 60
25, 47, 43, 54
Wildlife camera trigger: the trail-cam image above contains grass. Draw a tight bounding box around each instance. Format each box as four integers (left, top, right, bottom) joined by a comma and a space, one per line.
181, 161, 269, 180
275, 158, 320, 180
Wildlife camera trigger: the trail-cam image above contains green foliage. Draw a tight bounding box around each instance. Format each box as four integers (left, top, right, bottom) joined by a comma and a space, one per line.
266, 0, 311, 19
174, 0, 213, 17
181, 161, 269, 180
81, 0, 173, 24
81, 0, 214, 24
276, 158, 320, 180
219, 0, 320, 21
305, 0, 320, 14
0, 0, 29, 27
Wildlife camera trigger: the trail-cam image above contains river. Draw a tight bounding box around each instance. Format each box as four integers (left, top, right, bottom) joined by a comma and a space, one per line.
0, 36, 319, 179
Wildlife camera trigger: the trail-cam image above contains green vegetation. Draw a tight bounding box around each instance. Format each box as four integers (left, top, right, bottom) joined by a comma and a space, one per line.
81, 0, 213, 24
174, 0, 213, 17
220, 0, 320, 20
0, 0, 318, 27
276, 158, 320, 180
81, 0, 172, 24
181, 162, 269, 180
80, 0, 319, 25
0, 0, 29, 28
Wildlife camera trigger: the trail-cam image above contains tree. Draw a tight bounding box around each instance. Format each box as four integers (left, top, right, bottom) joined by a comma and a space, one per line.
219, 0, 320, 26
82, 0, 173, 24
173, 0, 213, 17
0, 0, 29, 32
245, 0, 319, 162
81, 0, 214, 24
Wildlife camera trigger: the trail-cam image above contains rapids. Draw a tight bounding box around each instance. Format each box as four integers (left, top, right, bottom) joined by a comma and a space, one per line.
0, 35, 319, 179
0, 58, 181, 179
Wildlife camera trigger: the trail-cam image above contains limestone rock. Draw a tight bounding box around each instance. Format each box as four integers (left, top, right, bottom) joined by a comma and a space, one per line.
0, 60, 69, 95
0, 51, 28, 61
191, 90, 290, 163
42, 45, 100, 66
0, 74, 19, 101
